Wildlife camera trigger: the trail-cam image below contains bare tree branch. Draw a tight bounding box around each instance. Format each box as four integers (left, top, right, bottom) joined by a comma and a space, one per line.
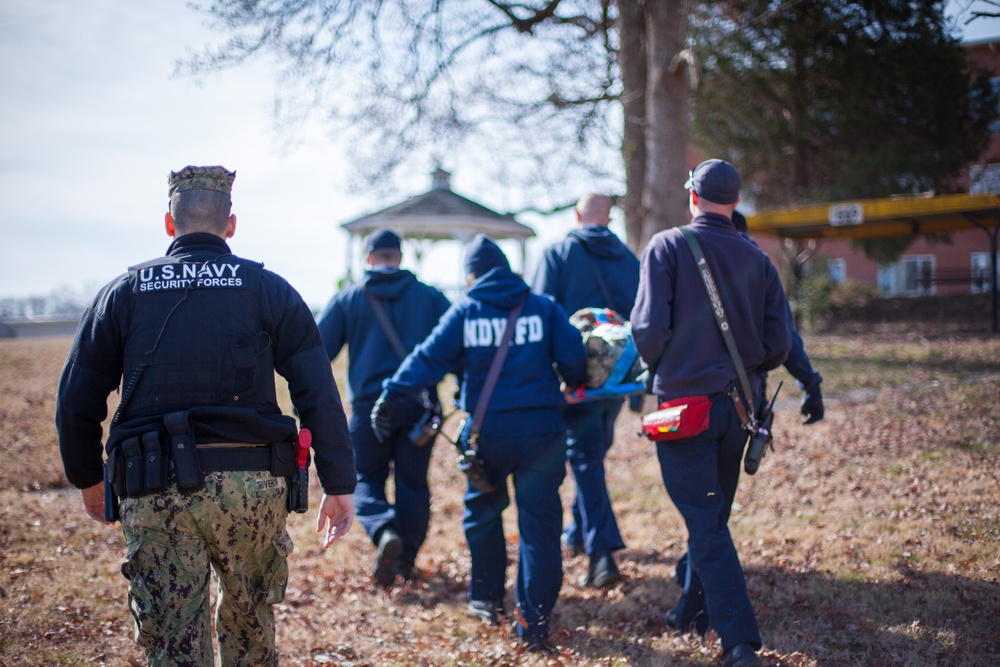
178, 0, 679, 243
484, 0, 563, 34
546, 91, 617, 108
965, 0, 1000, 22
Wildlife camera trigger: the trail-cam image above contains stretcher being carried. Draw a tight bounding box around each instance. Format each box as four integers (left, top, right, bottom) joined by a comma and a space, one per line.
568, 307, 646, 400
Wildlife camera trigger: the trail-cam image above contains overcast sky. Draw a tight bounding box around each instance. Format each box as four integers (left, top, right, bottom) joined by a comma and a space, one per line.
1, 1, 998, 310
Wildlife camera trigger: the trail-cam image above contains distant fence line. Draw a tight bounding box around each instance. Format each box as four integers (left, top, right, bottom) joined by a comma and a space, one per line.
0, 317, 81, 339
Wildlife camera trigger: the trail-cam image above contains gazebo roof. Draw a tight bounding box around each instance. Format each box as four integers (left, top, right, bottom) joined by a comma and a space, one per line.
340, 168, 535, 243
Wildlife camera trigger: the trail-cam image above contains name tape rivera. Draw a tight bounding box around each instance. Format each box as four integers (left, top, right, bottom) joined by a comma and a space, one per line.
137, 262, 244, 292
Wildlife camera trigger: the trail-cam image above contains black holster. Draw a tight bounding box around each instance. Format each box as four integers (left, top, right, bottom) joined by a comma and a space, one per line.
270, 441, 306, 513
104, 450, 122, 522
287, 465, 309, 514
164, 411, 202, 491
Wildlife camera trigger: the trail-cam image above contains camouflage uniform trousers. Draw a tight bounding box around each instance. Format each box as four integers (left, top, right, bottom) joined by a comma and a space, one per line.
120, 470, 292, 667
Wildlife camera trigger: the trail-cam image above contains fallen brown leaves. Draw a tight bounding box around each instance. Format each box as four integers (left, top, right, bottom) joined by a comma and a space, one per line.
1, 332, 998, 666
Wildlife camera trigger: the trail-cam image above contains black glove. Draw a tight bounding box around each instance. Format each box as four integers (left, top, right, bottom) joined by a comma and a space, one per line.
370, 390, 397, 443
801, 384, 824, 425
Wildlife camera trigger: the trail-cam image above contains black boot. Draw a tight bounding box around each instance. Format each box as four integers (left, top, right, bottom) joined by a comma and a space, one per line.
519, 634, 558, 655
665, 607, 710, 637
466, 599, 504, 625
579, 551, 622, 588
373, 528, 403, 588
721, 643, 761, 667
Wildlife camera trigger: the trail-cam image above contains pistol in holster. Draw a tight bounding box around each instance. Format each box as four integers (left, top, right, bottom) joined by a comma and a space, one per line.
285, 468, 307, 513
282, 447, 309, 514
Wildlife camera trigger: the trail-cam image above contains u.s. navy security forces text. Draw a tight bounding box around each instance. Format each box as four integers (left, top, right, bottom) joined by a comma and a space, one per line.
138, 263, 244, 291
463, 315, 543, 347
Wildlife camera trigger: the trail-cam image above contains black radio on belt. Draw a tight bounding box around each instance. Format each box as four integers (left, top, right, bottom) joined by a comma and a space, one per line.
457, 448, 498, 494
409, 401, 443, 447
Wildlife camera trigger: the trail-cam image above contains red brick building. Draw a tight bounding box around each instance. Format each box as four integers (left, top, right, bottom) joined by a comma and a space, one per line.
750, 38, 1000, 298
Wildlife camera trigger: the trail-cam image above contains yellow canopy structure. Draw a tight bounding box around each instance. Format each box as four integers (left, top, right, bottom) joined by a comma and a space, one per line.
745, 193, 1000, 332
745, 192, 1000, 240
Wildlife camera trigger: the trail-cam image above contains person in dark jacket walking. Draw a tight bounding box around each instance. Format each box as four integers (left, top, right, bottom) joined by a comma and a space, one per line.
631, 159, 791, 667
316, 228, 451, 587
531, 193, 639, 587
731, 211, 824, 424
666, 207, 828, 648
55, 165, 356, 666
372, 235, 587, 654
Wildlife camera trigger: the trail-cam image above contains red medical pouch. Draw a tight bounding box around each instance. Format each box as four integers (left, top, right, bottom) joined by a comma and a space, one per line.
641, 395, 712, 442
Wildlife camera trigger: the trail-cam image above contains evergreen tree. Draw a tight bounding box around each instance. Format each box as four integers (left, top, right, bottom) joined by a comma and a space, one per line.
691, 0, 999, 208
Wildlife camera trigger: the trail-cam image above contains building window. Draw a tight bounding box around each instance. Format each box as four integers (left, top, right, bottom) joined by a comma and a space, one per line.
971, 252, 998, 294
878, 255, 935, 297
877, 265, 894, 295
826, 258, 846, 284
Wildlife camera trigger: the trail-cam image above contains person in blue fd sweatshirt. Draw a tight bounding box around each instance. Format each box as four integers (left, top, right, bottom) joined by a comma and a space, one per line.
531, 192, 639, 588
372, 235, 587, 654
631, 160, 791, 667
317, 228, 451, 588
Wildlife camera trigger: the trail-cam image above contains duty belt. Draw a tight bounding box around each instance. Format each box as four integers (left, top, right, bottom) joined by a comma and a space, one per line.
196, 443, 272, 472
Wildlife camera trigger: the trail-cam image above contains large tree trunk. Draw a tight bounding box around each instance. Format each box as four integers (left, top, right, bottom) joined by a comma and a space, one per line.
641, 1, 691, 248
617, 0, 648, 255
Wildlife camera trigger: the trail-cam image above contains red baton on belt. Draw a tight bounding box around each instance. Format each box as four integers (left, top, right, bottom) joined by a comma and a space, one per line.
290, 428, 311, 513
297, 428, 312, 469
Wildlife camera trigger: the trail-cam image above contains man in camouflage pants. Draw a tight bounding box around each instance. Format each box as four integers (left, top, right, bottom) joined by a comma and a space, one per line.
56, 165, 356, 666
120, 474, 293, 664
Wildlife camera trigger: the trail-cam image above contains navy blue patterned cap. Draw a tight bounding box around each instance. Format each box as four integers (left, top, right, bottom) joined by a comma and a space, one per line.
684, 159, 740, 205
366, 228, 402, 253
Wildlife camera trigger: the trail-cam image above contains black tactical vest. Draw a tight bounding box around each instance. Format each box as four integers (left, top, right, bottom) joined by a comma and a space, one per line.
119, 253, 278, 421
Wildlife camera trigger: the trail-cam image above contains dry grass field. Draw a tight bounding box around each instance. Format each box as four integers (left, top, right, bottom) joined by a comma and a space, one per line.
1, 330, 998, 666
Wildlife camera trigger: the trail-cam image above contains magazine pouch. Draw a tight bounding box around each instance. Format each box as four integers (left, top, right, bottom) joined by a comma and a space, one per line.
164, 411, 202, 491
121, 436, 144, 497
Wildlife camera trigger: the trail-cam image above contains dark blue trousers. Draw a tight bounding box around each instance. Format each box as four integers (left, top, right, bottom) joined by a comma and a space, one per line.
563, 399, 626, 555
462, 409, 566, 640
350, 397, 433, 569
655, 396, 762, 652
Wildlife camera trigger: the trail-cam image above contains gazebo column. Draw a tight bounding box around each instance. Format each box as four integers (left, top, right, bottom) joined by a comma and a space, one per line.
345, 233, 355, 286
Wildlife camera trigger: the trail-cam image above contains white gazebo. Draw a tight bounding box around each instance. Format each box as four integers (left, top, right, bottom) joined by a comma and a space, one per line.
340, 168, 535, 285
